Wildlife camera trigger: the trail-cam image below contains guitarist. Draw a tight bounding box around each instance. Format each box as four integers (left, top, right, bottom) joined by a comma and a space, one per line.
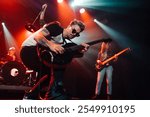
93, 41, 117, 100
20, 19, 89, 99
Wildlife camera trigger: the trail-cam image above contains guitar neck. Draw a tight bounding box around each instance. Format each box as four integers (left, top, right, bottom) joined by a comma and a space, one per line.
87, 38, 112, 46
102, 48, 130, 65
66, 38, 112, 52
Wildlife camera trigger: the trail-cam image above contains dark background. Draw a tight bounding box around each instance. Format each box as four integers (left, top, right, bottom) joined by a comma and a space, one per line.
0, 0, 150, 99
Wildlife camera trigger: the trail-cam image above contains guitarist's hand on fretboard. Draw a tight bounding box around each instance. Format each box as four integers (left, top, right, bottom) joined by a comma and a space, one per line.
113, 54, 118, 62
80, 43, 90, 53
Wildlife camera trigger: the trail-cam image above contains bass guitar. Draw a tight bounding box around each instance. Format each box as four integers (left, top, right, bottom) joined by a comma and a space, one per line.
38, 38, 112, 65
95, 47, 130, 71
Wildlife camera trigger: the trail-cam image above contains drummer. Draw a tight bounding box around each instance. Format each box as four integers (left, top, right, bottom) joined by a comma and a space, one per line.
1, 47, 16, 63
6, 47, 16, 61
0, 47, 17, 81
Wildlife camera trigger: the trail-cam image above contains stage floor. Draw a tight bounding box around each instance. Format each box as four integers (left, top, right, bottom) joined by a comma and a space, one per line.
0, 84, 31, 100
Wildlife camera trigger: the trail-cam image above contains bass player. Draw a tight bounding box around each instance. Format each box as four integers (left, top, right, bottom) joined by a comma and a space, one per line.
93, 41, 118, 100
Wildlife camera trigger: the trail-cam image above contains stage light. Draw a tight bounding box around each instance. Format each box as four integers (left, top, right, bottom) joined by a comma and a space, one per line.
57, 0, 63, 3
1, 22, 5, 26
94, 19, 133, 48
93, 19, 97, 22
80, 8, 85, 14
74, 0, 84, 5
1, 21, 19, 57
71, 0, 84, 7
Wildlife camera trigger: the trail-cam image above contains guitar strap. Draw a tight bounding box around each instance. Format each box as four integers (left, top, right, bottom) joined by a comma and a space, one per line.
62, 36, 67, 44
47, 51, 55, 88
36, 45, 42, 62
65, 38, 77, 45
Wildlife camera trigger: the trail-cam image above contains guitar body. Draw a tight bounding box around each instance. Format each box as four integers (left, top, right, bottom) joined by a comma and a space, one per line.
95, 64, 103, 71
38, 43, 79, 65
95, 61, 108, 71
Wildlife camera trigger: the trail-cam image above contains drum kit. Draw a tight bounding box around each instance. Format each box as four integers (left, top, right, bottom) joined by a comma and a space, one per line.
0, 60, 36, 86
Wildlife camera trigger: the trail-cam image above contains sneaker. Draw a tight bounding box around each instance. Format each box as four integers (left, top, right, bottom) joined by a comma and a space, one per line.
107, 94, 111, 100
22, 91, 39, 100
45, 86, 70, 100
91, 95, 100, 100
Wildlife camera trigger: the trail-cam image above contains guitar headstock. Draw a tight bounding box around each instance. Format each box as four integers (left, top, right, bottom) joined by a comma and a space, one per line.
103, 38, 112, 42
126, 47, 132, 53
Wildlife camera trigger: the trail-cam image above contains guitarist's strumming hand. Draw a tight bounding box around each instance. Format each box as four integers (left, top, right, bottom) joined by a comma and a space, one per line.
80, 43, 90, 53
48, 42, 64, 54
97, 59, 104, 65
95, 59, 104, 70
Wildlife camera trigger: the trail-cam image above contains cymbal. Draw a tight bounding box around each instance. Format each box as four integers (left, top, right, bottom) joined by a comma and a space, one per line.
0, 61, 6, 64
25, 23, 37, 33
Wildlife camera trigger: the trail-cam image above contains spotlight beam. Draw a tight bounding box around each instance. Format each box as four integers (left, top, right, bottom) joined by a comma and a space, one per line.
94, 19, 138, 49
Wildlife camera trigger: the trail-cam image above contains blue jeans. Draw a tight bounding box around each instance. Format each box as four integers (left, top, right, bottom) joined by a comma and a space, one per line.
95, 65, 113, 95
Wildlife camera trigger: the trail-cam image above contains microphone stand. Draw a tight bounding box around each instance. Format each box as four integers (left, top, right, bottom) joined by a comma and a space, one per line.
25, 6, 46, 32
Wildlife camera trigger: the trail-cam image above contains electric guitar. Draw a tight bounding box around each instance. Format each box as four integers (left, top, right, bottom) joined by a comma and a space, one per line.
38, 38, 112, 65
95, 47, 130, 71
